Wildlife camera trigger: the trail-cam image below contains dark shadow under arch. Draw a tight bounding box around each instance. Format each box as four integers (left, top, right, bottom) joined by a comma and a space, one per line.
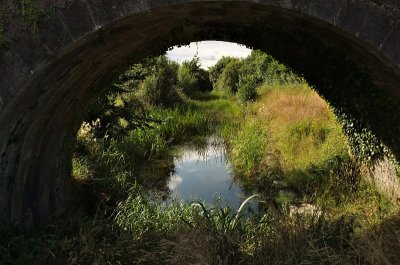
0, 1, 399, 228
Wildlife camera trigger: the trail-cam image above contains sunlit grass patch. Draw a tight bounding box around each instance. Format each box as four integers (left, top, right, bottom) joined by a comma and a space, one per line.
255, 83, 331, 124
149, 105, 210, 143
241, 84, 351, 191
230, 121, 268, 176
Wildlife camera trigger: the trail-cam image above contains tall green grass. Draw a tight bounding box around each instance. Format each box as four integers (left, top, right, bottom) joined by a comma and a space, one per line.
229, 121, 268, 176
221, 83, 353, 195
72, 102, 210, 203
149, 106, 210, 143
1, 183, 398, 264
4, 86, 398, 264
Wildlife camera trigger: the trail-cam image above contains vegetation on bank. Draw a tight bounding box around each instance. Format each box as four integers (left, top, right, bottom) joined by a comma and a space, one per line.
227, 84, 351, 196
1, 50, 399, 264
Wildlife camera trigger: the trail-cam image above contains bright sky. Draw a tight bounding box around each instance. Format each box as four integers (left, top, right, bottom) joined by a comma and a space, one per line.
167, 41, 252, 69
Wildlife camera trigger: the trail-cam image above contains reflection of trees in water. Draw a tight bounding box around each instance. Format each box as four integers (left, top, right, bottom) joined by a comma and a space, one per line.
134, 158, 175, 200
132, 136, 211, 201
171, 136, 229, 167
231, 163, 304, 216
143, 135, 284, 213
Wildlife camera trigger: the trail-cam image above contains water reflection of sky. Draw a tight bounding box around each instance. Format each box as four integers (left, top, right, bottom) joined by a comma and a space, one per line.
167, 138, 252, 209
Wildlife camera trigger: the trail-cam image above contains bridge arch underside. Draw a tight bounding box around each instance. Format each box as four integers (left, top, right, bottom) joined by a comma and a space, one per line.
0, 1, 400, 228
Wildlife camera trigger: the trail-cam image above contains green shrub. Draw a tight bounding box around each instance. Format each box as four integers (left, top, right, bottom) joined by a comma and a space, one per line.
335, 110, 386, 164
136, 55, 181, 107
196, 68, 213, 92
240, 50, 273, 86
208, 56, 238, 87
216, 60, 241, 94
177, 63, 198, 94
237, 76, 257, 104
178, 56, 212, 94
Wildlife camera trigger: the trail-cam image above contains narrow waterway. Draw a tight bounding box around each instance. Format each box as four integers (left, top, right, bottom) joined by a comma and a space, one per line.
166, 136, 256, 209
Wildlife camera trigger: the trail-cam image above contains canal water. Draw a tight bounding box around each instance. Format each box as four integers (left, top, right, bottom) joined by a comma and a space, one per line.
166, 136, 255, 209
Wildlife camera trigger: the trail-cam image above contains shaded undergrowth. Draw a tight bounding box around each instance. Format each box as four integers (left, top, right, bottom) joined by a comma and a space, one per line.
0, 181, 398, 264
2, 83, 399, 264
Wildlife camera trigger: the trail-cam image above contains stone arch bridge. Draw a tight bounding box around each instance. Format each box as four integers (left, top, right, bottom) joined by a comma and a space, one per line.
0, 0, 399, 228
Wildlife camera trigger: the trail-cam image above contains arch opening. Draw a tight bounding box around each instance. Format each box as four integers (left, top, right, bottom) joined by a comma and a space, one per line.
0, 1, 399, 227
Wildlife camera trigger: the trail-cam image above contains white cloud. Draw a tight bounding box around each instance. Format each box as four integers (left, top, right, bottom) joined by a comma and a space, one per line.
168, 175, 183, 191
167, 41, 252, 69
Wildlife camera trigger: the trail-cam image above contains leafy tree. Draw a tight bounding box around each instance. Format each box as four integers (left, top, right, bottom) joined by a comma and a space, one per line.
240, 49, 302, 85
196, 68, 212, 92
177, 59, 198, 94
208, 56, 238, 88
237, 76, 257, 104
82, 55, 180, 139
216, 59, 242, 94
136, 55, 180, 107
178, 55, 212, 94
240, 50, 273, 85
115, 60, 153, 91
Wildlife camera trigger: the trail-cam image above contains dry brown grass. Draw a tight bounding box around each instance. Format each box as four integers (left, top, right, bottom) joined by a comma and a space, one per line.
246, 84, 348, 175
352, 213, 400, 265
255, 84, 331, 125
162, 230, 222, 265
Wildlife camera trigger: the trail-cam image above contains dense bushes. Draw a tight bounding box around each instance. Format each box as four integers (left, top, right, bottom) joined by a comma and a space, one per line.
208, 56, 238, 87
136, 56, 181, 107
73, 54, 214, 203
178, 55, 212, 94
237, 76, 257, 103
196, 68, 213, 92
81, 56, 180, 139
243, 50, 302, 85
334, 109, 387, 164
177, 63, 197, 94
224, 83, 353, 198
210, 50, 302, 103
216, 59, 241, 94
81, 55, 213, 139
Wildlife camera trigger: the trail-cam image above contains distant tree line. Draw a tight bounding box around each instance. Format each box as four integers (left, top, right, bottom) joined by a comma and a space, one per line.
83, 49, 302, 136
209, 50, 303, 103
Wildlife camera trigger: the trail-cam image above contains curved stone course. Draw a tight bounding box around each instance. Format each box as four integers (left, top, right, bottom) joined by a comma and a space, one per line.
0, 0, 399, 227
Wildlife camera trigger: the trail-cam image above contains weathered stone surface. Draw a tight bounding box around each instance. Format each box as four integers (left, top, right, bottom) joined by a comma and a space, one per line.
0, 0, 399, 228
364, 157, 400, 204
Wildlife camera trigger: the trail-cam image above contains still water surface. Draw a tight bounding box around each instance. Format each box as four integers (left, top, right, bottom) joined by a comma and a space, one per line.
167, 137, 253, 209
